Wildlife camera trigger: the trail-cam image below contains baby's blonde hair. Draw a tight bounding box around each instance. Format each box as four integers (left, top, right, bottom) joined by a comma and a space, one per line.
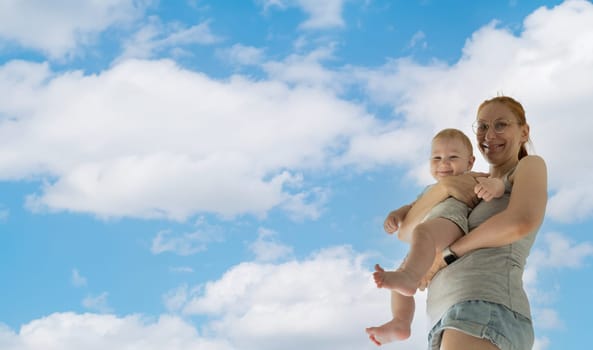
432, 128, 473, 156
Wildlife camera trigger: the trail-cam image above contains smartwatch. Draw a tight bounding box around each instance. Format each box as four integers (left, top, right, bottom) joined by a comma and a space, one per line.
442, 246, 458, 265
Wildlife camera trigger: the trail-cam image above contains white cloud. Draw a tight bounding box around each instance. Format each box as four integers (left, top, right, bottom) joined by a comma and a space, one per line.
0, 58, 380, 221
349, 0, 593, 217
0, 0, 148, 59
533, 336, 551, 350
151, 217, 224, 254
262, 45, 342, 90
259, 0, 346, 29
546, 187, 593, 223
523, 231, 593, 336
6, 235, 589, 349
533, 308, 564, 330
179, 246, 429, 350
119, 17, 221, 61
170, 266, 194, 273
0, 247, 430, 350
0, 313, 233, 350
248, 227, 294, 262
71, 269, 88, 288
163, 284, 190, 313
218, 44, 265, 66
3, 1, 593, 225
407, 31, 428, 50
163, 21, 220, 46
296, 0, 346, 29
82, 293, 112, 313
151, 229, 219, 255
528, 232, 593, 270
0, 206, 8, 223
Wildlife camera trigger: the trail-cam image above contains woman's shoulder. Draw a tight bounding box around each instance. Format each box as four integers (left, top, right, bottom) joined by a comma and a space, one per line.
507, 155, 546, 184
521, 154, 545, 163
517, 155, 547, 172
509, 155, 547, 185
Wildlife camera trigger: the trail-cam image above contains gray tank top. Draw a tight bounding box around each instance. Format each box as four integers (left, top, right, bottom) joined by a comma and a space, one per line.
426, 168, 539, 326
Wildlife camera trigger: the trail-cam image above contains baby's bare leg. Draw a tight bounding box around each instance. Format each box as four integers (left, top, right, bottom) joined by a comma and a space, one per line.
373, 218, 462, 295
366, 291, 414, 345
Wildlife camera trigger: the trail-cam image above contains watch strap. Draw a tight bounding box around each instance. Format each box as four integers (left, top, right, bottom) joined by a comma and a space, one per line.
443, 246, 458, 265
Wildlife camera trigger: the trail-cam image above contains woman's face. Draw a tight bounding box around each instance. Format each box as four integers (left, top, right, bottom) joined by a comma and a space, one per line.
475, 102, 528, 166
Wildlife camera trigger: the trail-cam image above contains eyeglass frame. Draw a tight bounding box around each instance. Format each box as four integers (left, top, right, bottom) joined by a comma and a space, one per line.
472, 119, 517, 135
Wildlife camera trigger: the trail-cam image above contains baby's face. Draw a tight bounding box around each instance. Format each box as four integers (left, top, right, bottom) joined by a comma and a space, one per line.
430, 137, 474, 180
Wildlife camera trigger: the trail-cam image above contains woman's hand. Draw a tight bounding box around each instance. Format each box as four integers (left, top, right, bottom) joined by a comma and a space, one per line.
418, 252, 447, 291
440, 172, 489, 207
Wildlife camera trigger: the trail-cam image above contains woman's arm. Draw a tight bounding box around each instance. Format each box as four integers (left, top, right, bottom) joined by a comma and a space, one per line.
449, 155, 548, 257
398, 173, 481, 241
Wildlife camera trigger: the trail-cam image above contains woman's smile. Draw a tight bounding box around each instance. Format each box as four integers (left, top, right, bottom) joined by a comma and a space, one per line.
481, 141, 505, 154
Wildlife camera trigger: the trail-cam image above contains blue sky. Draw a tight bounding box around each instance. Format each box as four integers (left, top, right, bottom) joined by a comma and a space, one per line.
1, 0, 593, 349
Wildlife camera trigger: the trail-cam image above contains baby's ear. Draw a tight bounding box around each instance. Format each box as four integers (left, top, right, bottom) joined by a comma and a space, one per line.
468, 155, 476, 170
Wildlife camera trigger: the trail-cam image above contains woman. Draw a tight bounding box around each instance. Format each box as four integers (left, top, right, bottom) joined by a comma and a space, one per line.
397, 96, 547, 350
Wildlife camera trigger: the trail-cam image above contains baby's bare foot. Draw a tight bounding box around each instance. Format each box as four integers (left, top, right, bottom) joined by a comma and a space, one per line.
372, 264, 417, 296
365, 317, 411, 346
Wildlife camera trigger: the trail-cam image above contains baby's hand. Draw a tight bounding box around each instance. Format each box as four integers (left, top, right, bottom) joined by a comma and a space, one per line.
383, 209, 404, 233
475, 177, 505, 202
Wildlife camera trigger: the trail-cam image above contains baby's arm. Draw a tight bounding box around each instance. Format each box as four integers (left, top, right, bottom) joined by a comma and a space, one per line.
474, 177, 505, 202
384, 203, 412, 235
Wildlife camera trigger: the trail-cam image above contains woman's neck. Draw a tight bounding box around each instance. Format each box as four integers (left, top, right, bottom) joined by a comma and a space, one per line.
490, 159, 519, 178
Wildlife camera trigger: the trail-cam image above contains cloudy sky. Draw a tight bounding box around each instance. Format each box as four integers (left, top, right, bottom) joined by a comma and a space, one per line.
1, 0, 593, 349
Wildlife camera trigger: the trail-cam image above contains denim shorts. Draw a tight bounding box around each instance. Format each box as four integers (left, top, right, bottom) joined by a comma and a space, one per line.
428, 300, 534, 350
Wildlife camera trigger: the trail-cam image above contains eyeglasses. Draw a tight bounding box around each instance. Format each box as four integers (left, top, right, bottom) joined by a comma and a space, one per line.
472, 119, 515, 135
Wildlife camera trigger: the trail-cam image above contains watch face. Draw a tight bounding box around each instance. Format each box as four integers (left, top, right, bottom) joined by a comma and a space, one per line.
444, 253, 457, 265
